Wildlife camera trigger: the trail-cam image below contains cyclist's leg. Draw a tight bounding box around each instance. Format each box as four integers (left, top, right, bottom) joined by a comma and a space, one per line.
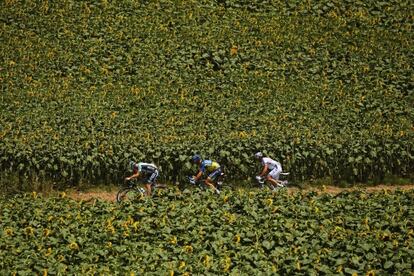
145, 183, 152, 196
206, 169, 221, 193
266, 166, 282, 188
145, 170, 159, 196
215, 168, 224, 187
204, 178, 216, 189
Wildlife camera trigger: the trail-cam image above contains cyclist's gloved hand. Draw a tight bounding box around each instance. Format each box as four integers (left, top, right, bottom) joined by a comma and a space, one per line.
189, 177, 196, 185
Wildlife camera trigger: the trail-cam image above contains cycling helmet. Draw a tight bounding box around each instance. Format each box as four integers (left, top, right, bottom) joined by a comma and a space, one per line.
254, 152, 263, 159
129, 161, 137, 171
191, 154, 202, 163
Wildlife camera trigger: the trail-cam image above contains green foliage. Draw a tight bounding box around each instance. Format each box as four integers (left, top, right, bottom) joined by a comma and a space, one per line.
0, 0, 412, 185
1, 189, 413, 274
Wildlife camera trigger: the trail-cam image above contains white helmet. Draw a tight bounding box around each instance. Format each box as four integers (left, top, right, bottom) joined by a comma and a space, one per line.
254, 152, 263, 159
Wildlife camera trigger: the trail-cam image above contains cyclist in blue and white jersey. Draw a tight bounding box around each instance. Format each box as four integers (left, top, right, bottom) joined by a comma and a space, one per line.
254, 152, 283, 189
125, 161, 159, 196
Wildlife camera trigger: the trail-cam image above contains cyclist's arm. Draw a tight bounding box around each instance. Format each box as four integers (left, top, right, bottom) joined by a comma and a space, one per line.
126, 171, 140, 181
194, 170, 203, 181
259, 164, 268, 177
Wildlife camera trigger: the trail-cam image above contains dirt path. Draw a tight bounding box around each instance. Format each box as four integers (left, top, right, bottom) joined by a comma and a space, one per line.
69, 190, 119, 202
66, 184, 414, 202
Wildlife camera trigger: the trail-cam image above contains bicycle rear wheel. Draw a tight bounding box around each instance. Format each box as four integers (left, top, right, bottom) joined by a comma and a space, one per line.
116, 187, 145, 203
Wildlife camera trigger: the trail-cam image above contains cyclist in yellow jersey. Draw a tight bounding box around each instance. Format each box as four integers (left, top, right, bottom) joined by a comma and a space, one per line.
191, 155, 223, 194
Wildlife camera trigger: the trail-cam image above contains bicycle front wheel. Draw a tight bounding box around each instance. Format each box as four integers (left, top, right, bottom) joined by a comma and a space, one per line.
116, 187, 145, 203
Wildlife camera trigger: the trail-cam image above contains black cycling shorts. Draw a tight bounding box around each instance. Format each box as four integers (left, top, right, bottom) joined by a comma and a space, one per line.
208, 168, 222, 181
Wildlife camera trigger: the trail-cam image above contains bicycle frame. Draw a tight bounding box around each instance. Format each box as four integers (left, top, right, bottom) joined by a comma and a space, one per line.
256, 172, 290, 191
187, 176, 223, 194
116, 179, 165, 203
187, 176, 208, 190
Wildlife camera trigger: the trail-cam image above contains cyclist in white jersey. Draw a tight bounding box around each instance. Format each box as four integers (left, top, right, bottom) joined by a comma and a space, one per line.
254, 152, 283, 189
125, 161, 159, 196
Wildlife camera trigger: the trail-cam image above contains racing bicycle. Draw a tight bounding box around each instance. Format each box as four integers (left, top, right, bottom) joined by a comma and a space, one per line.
116, 179, 166, 203
187, 173, 225, 194
255, 172, 291, 191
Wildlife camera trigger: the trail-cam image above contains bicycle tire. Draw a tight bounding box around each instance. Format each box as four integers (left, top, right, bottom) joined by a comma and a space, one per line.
116, 187, 145, 203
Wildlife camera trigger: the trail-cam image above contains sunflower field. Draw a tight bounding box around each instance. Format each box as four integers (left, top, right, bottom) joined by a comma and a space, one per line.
0, 0, 413, 186
1, 189, 413, 274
